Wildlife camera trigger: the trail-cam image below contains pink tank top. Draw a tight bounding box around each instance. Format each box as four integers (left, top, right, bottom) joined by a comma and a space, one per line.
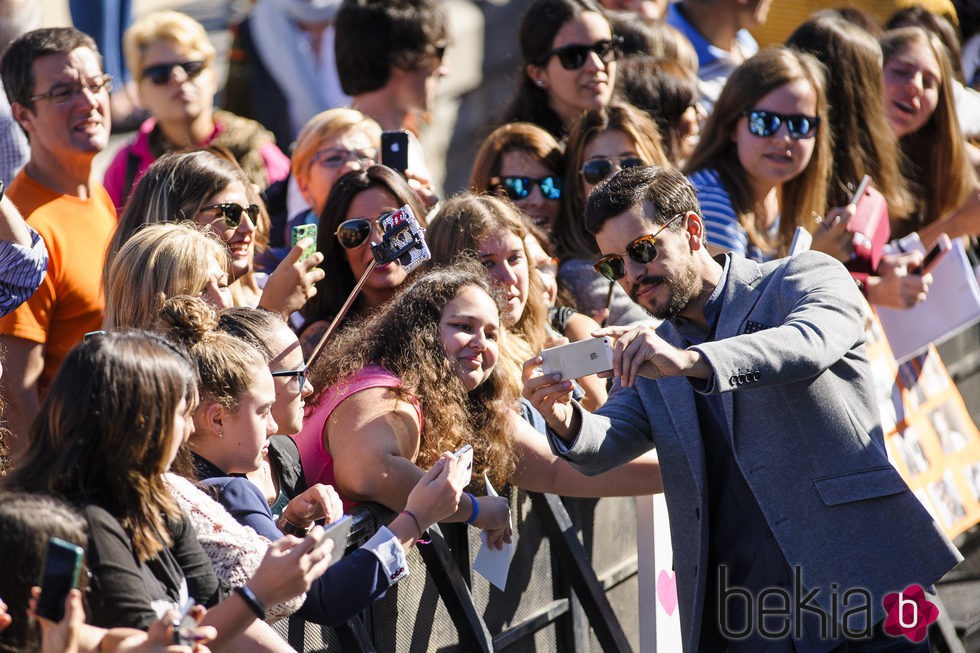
292, 366, 423, 509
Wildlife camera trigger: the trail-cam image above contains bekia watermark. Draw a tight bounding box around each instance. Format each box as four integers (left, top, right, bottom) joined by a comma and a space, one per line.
717, 566, 939, 643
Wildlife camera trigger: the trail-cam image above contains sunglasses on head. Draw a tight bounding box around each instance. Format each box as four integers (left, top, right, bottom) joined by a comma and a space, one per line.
593, 213, 685, 281
492, 175, 562, 201
141, 60, 207, 85
581, 156, 644, 186
334, 217, 383, 250
742, 110, 820, 140
538, 36, 622, 70
201, 203, 260, 229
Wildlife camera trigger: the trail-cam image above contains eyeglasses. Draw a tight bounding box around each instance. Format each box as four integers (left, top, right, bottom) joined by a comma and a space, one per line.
271, 367, 306, 388
141, 60, 207, 85
581, 156, 644, 185
201, 203, 261, 229
311, 147, 378, 169
593, 213, 685, 281
334, 217, 383, 250
29, 74, 112, 105
742, 110, 820, 140
492, 175, 562, 201
537, 37, 622, 70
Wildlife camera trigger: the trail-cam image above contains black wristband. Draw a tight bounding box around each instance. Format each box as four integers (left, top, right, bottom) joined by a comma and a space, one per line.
235, 585, 266, 620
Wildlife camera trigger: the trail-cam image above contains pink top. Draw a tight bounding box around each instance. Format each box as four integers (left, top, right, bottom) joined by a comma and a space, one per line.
292, 366, 423, 509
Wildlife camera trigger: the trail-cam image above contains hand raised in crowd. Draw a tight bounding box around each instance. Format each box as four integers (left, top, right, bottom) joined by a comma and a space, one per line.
259, 238, 326, 319
245, 528, 334, 609
404, 169, 439, 210
403, 453, 465, 534
521, 356, 578, 439
595, 324, 710, 387
473, 495, 512, 551
810, 204, 855, 263
281, 483, 344, 531
866, 250, 931, 309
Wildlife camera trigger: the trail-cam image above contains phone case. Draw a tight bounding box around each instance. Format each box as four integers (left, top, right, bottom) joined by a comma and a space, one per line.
381, 130, 409, 175
372, 205, 430, 273
540, 337, 614, 381
454, 444, 474, 487
291, 223, 318, 261
35, 537, 84, 622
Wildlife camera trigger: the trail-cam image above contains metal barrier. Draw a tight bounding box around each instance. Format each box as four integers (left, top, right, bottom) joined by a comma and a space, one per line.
279, 489, 642, 652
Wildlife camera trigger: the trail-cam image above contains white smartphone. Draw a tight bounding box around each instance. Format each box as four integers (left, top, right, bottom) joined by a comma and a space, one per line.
312, 514, 353, 567
540, 337, 614, 381
454, 444, 473, 487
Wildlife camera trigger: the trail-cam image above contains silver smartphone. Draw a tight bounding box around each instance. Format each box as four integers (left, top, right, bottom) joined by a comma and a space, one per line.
540, 337, 614, 381
454, 444, 473, 487
312, 514, 353, 567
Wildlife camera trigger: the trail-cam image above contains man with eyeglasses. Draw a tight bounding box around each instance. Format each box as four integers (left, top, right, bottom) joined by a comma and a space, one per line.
523, 166, 960, 651
0, 27, 117, 458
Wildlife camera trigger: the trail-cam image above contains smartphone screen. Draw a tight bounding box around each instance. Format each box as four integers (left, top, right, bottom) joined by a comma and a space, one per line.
380, 131, 410, 176
35, 537, 84, 622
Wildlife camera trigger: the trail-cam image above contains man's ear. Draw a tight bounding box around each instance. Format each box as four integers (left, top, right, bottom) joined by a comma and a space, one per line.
686, 211, 706, 249
9, 102, 35, 137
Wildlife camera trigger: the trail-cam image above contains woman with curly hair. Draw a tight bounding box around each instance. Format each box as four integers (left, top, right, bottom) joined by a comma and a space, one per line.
294, 264, 660, 548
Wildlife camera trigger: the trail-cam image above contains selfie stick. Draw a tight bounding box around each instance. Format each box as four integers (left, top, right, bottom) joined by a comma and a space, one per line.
305, 206, 430, 372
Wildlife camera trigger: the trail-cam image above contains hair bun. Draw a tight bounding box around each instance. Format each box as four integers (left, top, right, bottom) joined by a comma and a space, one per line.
158, 295, 219, 344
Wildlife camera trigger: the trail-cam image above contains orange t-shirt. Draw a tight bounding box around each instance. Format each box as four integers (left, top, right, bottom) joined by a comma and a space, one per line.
0, 170, 116, 393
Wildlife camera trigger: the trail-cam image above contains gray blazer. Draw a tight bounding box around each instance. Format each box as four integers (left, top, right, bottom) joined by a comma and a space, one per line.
550, 251, 962, 651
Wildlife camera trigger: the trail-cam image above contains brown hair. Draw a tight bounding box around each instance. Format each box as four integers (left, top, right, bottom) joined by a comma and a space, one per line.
469, 122, 564, 194
684, 47, 831, 257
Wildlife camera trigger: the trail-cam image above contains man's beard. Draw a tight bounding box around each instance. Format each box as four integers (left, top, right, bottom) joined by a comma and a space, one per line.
628, 260, 701, 321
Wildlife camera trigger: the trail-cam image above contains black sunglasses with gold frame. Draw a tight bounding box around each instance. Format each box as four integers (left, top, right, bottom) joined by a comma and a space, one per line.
593, 213, 685, 281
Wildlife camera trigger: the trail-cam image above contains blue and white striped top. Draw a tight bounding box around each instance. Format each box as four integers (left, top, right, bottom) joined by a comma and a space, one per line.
687, 168, 776, 262
0, 227, 48, 316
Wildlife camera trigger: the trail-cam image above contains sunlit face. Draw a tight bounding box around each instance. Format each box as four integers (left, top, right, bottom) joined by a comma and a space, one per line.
16, 47, 110, 161
581, 129, 641, 198
219, 366, 278, 474
735, 79, 817, 199
883, 39, 941, 138
594, 207, 702, 321
438, 285, 500, 392
497, 150, 562, 233
137, 39, 216, 124
268, 323, 311, 435
342, 187, 407, 304
165, 397, 194, 471
477, 229, 529, 326
530, 12, 616, 126
195, 181, 255, 280
525, 234, 558, 307
298, 129, 377, 215
200, 255, 232, 309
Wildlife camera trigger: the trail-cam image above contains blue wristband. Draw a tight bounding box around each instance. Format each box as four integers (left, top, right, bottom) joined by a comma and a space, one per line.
465, 492, 479, 525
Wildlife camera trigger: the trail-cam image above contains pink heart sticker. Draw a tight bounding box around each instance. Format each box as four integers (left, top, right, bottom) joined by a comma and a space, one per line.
657, 569, 678, 616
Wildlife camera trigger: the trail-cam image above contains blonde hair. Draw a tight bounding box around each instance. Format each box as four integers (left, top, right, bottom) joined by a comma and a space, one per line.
104, 223, 229, 330
291, 108, 382, 185
124, 10, 216, 82
684, 47, 831, 257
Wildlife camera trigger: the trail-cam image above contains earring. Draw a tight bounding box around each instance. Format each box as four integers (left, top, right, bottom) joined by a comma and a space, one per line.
535, 79, 546, 88
217, 430, 223, 438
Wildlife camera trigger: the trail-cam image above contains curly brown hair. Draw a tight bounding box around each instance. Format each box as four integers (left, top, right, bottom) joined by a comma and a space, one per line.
307, 263, 517, 488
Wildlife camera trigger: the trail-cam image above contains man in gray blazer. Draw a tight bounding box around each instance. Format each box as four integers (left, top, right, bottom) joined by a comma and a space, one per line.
523, 166, 961, 652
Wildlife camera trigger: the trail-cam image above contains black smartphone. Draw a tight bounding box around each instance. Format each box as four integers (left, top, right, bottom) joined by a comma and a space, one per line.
35, 537, 84, 622
915, 234, 952, 275
380, 130, 410, 176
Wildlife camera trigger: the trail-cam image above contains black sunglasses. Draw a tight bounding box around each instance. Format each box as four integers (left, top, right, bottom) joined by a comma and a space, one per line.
271, 367, 306, 387
538, 36, 622, 70
141, 60, 207, 85
581, 156, 644, 186
492, 175, 562, 201
742, 110, 820, 140
201, 203, 260, 229
334, 217, 382, 250
593, 213, 685, 281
